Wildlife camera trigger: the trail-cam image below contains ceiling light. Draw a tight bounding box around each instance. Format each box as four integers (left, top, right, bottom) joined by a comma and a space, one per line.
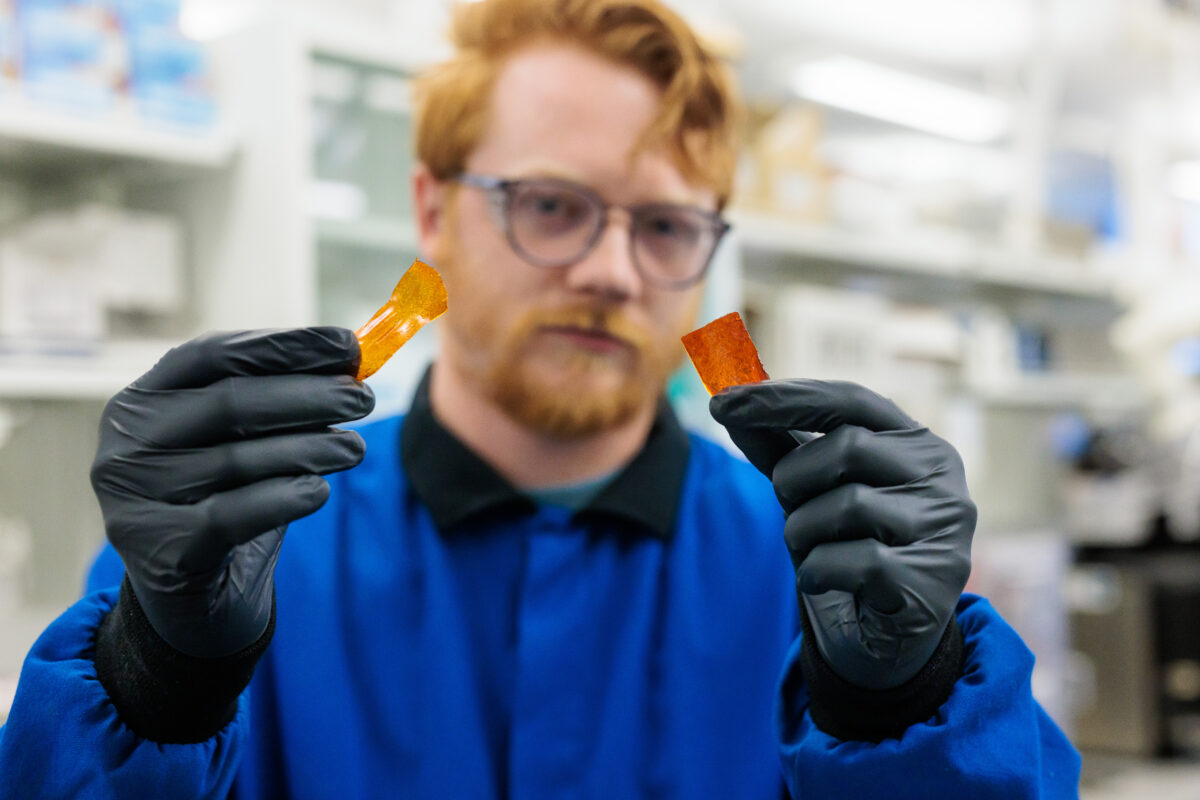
791, 56, 1010, 143
745, 0, 1035, 67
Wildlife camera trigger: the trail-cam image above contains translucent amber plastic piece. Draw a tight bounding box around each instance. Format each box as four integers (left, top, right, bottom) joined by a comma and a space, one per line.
355, 259, 448, 380
681, 311, 769, 395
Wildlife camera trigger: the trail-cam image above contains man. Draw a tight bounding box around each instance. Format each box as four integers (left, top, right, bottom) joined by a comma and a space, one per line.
0, 0, 1080, 797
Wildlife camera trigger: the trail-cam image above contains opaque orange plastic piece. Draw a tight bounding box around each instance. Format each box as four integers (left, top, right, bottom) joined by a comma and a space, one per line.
681, 311, 769, 395
355, 259, 448, 381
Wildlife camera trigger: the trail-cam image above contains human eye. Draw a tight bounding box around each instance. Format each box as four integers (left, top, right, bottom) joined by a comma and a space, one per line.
639, 208, 701, 245
647, 215, 678, 236
526, 186, 585, 219
532, 192, 565, 215
513, 183, 593, 237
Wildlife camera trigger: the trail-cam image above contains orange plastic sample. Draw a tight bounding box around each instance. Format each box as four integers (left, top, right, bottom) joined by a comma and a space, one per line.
681, 311, 769, 395
355, 258, 448, 381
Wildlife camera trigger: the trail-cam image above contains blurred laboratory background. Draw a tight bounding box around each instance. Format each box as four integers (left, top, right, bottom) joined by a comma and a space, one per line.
1, 0, 1199, 795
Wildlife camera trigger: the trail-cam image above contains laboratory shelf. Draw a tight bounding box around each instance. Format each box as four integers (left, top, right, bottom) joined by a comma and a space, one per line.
0, 339, 177, 401
733, 213, 1120, 306
315, 217, 418, 253
1111, 270, 1200, 350
0, 99, 239, 172
964, 372, 1146, 410
305, 14, 444, 74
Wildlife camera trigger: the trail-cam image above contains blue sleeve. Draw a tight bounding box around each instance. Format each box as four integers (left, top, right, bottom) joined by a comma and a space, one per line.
84, 543, 125, 595
0, 589, 248, 800
776, 594, 1080, 800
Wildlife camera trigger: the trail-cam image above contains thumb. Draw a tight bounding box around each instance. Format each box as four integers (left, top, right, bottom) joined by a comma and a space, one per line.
710, 394, 816, 477
723, 425, 799, 478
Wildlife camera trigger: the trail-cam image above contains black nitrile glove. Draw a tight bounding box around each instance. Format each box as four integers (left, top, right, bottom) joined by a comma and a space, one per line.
710, 380, 975, 691
90, 328, 374, 659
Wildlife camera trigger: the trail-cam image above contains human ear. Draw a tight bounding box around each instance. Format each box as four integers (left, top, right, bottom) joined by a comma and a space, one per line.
413, 164, 447, 261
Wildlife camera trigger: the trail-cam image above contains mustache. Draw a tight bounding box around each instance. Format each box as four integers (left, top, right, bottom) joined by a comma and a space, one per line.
520, 307, 652, 349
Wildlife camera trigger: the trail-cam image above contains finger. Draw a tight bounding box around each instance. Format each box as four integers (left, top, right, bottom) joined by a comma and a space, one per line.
773, 426, 927, 512
196, 474, 332, 547
710, 379, 917, 437
99, 429, 367, 504
134, 327, 361, 391
118, 374, 375, 447
720, 420, 816, 478
795, 539, 905, 613
782, 484, 919, 566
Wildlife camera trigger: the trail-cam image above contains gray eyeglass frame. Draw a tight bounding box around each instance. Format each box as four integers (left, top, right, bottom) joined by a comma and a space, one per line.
453, 172, 731, 289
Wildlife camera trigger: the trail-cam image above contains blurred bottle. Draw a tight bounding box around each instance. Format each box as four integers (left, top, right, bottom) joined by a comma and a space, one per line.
16, 0, 126, 115
115, 0, 216, 128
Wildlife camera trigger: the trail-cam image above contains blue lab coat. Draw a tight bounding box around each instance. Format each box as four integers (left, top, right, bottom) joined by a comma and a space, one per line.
0, 387, 1079, 799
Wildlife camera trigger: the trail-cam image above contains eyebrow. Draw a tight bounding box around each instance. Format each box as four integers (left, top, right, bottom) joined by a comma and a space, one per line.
494, 161, 588, 184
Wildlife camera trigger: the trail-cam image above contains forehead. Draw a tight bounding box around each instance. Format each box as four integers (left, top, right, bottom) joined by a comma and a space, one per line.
466, 42, 711, 205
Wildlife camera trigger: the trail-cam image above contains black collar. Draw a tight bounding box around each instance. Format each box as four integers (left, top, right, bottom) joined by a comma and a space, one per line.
400, 367, 689, 540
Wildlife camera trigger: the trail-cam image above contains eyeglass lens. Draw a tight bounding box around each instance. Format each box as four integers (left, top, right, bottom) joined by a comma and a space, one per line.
504, 180, 718, 284
508, 181, 601, 267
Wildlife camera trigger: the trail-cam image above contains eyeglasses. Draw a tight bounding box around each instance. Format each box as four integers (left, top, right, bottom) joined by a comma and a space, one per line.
453, 173, 730, 289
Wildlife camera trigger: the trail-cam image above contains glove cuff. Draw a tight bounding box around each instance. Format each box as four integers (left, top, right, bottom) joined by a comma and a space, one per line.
93, 575, 275, 743
798, 606, 964, 742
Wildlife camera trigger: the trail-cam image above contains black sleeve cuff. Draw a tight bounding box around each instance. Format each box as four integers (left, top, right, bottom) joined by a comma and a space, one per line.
93, 575, 275, 744
798, 606, 965, 743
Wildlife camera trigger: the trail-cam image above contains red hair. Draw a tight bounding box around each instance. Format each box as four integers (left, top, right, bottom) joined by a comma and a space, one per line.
413, 0, 740, 208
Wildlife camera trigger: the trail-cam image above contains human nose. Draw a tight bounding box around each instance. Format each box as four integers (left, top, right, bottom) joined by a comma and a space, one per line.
562, 208, 642, 301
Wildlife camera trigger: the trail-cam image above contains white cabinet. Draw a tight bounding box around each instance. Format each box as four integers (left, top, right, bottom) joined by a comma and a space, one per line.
0, 16, 438, 685
0, 34, 257, 687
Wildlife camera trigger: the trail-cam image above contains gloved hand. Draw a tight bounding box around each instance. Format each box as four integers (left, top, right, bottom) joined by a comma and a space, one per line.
710, 379, 975, 690
90, 328, 374, 659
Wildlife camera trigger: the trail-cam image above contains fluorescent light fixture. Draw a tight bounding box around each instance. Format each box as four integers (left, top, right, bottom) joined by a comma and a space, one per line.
180, 0, 265, 41
1168, 160, 1200, 204
749, 0, 1034, 68
791, 56, 1010, 143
